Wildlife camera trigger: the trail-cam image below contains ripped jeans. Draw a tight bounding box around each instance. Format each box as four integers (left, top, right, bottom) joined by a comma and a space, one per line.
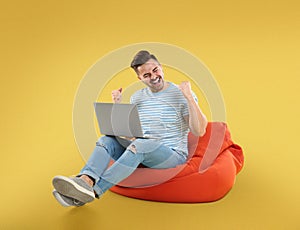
79, 136, 187, 197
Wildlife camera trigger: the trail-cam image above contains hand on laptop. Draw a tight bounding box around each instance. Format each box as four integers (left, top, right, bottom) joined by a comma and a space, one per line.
111, 88, 122, 103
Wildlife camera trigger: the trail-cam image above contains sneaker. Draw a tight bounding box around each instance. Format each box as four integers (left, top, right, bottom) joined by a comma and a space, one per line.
52, 175, 95, 203
52, 190, 85, 207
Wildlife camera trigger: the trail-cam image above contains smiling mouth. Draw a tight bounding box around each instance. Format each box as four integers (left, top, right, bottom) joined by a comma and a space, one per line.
151, 77, 161, 85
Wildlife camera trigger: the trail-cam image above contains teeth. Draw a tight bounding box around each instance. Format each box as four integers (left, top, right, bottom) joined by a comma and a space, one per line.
152, 78, 159, 84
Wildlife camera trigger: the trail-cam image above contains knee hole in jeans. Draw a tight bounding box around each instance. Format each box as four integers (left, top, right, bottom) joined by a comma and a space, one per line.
127, 144, 137, 154
96, 142, 109, 152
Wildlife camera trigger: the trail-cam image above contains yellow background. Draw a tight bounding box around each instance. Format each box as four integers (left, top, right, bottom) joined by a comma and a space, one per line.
1, 0, 299, 229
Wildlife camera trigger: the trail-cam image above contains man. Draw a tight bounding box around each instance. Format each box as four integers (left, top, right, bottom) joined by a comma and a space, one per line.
52, 50, 208, 207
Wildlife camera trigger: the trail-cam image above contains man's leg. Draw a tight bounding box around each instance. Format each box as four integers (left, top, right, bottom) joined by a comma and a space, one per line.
78, 135, 126, 182
93, 138, 186, 197
52, 136, 125, 203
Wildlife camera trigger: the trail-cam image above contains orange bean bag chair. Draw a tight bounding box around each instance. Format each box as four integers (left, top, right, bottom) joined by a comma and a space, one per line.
109, 122, 244, 203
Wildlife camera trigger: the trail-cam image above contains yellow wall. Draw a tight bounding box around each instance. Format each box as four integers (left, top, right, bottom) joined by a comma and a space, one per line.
0, 0, 299, 229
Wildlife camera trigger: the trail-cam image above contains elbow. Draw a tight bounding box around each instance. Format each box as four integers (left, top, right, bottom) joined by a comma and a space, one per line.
192, 128, 206, 137
200, 120, 208, 136
197, 128, 207, 137
192, 130, 202, 137
195, 120, 208, 137
198, 129, 206, 137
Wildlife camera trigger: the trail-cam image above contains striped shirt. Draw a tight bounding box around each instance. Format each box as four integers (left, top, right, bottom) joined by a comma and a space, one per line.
130, 82, 198, 158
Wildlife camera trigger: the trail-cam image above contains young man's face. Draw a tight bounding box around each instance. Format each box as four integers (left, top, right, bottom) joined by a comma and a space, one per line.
136, 59, 165, 93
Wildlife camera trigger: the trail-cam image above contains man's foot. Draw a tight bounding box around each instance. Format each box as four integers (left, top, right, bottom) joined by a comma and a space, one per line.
52, 175, 95, 203
52, 190, 85, 207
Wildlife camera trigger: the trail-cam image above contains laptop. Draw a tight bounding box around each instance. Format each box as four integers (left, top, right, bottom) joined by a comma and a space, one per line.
94, 103, 156, 145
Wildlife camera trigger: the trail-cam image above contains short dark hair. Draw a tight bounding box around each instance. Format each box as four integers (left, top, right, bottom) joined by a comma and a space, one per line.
130, 50, 160, 74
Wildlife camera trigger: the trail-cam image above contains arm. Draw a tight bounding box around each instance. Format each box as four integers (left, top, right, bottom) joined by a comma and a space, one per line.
179, 81, 208, 137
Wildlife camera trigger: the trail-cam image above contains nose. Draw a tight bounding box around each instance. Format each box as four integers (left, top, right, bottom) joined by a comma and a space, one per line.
150, 71, 158, 79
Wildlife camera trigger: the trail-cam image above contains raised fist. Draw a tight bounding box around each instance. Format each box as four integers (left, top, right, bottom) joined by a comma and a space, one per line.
111, 88, 122, 103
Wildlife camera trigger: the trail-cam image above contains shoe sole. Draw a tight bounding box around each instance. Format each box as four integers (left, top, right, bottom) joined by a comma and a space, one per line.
52, 176, 95, 203
52, 190, 71, 207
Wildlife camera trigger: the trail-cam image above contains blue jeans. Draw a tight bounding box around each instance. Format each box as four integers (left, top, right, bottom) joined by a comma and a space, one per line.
79, 136, 187, 197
